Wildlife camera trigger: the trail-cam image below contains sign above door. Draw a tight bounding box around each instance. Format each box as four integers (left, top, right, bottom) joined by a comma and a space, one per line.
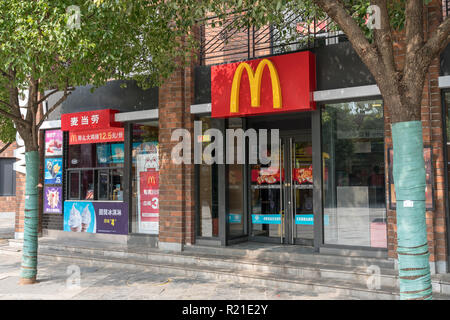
211, 51, 316, 118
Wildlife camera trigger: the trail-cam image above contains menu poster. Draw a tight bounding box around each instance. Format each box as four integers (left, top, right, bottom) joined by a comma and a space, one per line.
45, 130, 63, 157
388, 147, 434, 210
44, 158, 63, 185
43, 186, 62, 214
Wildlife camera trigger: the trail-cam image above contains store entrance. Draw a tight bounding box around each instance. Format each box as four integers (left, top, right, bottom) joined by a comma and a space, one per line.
249, 115, 314, 246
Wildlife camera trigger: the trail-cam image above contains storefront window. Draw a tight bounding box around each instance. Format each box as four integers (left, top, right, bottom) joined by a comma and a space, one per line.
131, 122, 159, 235
198, 117, 219, 238
322, 100, 387, 248
67, 143, 124, 201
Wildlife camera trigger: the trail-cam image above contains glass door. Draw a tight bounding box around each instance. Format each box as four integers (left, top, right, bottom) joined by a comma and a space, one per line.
249, 135, 314, 245
250, 139, 284, 243
286, 137, 314, 246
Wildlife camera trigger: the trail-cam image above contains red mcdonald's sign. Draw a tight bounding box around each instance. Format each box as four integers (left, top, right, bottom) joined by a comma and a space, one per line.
211, 51, 316, 118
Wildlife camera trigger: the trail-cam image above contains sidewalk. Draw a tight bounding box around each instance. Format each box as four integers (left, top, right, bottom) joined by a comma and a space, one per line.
0, 250, 350, 300
0, 212, 14, 240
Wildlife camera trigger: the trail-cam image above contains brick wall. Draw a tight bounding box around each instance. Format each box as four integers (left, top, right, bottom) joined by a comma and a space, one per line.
0, 141, 18, 214
158, 38, 197, 247
385, 0, 447, 269
0, 140, 27, 238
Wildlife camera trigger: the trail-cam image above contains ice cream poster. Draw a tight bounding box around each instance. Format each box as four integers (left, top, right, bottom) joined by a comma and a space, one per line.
45, 130, 63, 156
44, 158, 63, 184
64, 202, 96, 233
44, 187, 62, 214
63, 201, 128, 235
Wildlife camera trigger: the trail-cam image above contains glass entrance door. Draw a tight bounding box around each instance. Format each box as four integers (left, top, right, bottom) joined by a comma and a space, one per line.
250, 135, 314, 245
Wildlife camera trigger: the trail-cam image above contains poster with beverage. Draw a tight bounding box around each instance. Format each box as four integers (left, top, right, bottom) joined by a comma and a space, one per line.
136, 141, 159, 234
139, 169, 159, 235
63, 201, 128, 235
44, 186, 62, 214
45, 130, 63, 157
111, 143, 125, 164
44, 158, 63, 184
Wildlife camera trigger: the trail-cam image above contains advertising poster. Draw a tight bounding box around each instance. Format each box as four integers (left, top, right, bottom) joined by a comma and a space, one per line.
64, 201, 128, 235
136, 141, 159, 234
96, 144, 111, 165
111, 143, 125, 164
64, 201, 96, 233
44, 158, 63, 185
45, 130, 63, 157
139, 169, 159, 235
44, 186, 62, 214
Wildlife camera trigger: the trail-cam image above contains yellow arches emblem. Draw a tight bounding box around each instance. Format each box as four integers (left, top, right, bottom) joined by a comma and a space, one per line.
230, 59, 282, 113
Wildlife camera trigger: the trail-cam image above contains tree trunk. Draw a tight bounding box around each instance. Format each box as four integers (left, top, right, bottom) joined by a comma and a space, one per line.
391, 120, 432, 300
19, 150, 40, 285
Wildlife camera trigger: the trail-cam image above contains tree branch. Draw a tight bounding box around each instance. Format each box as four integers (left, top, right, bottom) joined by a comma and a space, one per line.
420, 15, 450, 68
36, 88, 59, 106
405, 0, 424, 57
0, 106, 29, 127
37, 86, 73, 129
0, 142, 12, 155
372, 0, 397, 78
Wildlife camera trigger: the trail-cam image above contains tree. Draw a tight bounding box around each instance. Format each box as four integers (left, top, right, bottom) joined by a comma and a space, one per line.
0, 0, 196, 284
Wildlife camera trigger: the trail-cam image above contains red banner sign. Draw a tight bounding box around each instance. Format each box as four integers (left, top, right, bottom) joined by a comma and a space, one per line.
139, 170, 159, 223
211, 51, 316, 118
69, 128, 124, 145
61, 109, 120, 132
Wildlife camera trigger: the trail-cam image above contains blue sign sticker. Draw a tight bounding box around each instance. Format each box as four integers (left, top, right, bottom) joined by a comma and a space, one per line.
252, 214, 282, 225
294, 214, 330, 226
228, 214, 242, 224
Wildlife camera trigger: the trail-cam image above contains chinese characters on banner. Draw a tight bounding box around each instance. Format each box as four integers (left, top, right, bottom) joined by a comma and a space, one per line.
69, 128, 124, 145
139, 170, 159, 235
63, 201, 128, 235
61, 109, 120, 131
136, 142, 159, 234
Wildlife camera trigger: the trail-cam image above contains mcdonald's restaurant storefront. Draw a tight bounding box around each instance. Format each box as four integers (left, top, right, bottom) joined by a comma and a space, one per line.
193, 49, 388, 254
39, 46, 390, 256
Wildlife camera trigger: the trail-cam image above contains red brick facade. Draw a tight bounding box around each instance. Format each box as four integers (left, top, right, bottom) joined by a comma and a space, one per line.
158, 47, 197, 248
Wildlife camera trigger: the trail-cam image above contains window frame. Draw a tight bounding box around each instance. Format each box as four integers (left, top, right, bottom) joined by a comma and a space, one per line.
0, 158, 16, 197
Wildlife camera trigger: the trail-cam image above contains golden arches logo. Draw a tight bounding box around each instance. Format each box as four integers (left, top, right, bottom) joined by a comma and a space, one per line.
147, 175, 156, 185
230, 59, 282, 113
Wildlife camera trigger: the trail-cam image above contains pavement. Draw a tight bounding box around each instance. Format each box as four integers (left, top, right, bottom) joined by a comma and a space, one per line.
0, 250, 352, 300
0, 212, 14, 240
0, 212, 352, 300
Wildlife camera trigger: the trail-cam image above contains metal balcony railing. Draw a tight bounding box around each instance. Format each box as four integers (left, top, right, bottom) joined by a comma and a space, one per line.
198, 10, 347, 66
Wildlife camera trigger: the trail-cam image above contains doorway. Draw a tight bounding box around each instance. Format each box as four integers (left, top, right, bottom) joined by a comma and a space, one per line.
248, 114, 314, 246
